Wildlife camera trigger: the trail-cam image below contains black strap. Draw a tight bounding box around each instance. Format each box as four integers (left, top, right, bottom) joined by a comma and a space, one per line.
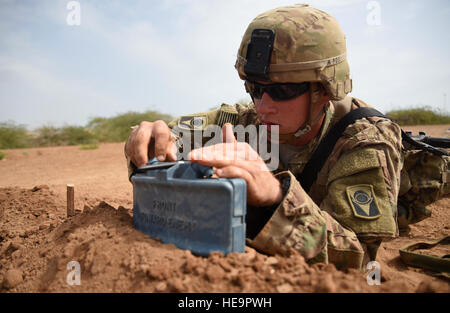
299, 107, 386, 193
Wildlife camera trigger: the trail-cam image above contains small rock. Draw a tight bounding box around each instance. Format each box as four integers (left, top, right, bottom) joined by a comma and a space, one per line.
5, 241, 21, 255
314, 274, 336, 293
416, 279, 446, 293
241, 254, 255, 264
168, 278, 184, 292
63, 245, 75, 258
265, 256, 278, 265
218, 259, 233, 272
194, 265, 205, 276
147, 264, 171, 280
240, 247, 256, 263
31, 185, 49, 192
229, 268, 239, 277
3, 269, 23, 289
183, 259, 195, 274
322, 263, 336, 272
155, 281, 167, 292
339, 280, 353, 290
276, 283, 293, 293
297, 276, 311, 286
205, 265, 225, 283
11, 249, 22, 259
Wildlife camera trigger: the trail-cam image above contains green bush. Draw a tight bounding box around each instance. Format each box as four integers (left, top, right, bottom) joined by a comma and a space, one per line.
87, 111, 173, 142
0, 151, 5, 160
0, 122, 33, 149
33, 125, 97, 147
1, 109, 174, 149
386, 107, 450, 126
62, 126, 97, 145
33, 125, 63, 146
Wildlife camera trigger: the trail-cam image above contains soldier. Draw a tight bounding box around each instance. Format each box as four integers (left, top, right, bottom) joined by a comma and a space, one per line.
124, 4, 404, 269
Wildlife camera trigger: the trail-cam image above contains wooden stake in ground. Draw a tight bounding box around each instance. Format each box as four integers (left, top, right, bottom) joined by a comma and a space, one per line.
67, 184, 75, 217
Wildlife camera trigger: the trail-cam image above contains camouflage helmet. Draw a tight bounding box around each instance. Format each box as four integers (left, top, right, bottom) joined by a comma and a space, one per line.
235, 4, 352, 100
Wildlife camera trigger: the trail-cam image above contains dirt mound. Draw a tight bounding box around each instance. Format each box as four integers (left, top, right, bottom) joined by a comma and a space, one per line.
5, 186, 444, 293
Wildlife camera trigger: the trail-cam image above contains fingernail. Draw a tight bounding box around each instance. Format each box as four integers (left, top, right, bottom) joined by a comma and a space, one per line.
216, 169, 222, 176
157, 155, 164, 161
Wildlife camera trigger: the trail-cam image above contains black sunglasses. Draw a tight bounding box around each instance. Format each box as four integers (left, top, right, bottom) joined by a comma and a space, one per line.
245, 81, 310, 101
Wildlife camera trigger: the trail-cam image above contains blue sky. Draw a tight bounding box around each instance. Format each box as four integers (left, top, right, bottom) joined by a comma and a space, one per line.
1, 0, 449, 129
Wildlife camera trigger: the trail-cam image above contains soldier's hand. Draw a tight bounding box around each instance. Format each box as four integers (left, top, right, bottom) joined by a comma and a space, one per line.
188, 123, 283, 207
125, 120, 177, 167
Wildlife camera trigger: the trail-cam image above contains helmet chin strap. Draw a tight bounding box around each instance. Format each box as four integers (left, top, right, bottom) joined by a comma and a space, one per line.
267, 83, 329, 145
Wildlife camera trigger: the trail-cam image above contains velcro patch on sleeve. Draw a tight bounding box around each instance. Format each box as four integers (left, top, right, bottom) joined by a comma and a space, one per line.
177, 116, 208, 131
346, 185, 381, 220
328, 148, 380, 185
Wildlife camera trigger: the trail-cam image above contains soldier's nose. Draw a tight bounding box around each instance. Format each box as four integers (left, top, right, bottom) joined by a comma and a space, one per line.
255, 92, 277, 115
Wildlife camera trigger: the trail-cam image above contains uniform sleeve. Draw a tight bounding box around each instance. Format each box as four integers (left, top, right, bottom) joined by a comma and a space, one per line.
316, 117, 403, 258
247, 171, 364, 269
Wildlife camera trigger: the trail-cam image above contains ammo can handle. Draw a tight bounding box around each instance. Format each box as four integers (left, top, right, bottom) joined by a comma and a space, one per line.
136, 158, 214, 179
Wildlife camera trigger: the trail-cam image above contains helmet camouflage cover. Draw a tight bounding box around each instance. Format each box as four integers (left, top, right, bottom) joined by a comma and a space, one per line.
235, 4, 352, 100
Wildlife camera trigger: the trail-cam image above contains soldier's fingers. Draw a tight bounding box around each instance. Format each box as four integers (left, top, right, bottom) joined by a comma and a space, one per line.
189, 148, 234, 167
215, 165, 254, 185
215, 166, 264, 206
125, 127, 138, 158
191, 152, 261, 175
166, 142, 178, 161
189, 144, 265, 173
152, 120, 171, 161
133, 122, 153, 167
222, 123, 237, 144
189, 143, 240, 161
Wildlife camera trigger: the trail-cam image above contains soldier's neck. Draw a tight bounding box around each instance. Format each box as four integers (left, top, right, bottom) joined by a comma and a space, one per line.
290, 113, 326, 147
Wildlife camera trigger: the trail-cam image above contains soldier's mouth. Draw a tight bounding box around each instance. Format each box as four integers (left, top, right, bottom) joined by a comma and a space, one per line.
261, 121, 279, 131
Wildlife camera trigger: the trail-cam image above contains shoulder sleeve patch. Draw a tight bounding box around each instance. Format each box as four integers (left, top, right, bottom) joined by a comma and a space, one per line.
177, 115, 208, 131
346, 184, 381, 220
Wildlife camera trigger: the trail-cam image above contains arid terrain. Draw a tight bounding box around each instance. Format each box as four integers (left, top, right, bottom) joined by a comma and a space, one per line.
0, 124, 449, 293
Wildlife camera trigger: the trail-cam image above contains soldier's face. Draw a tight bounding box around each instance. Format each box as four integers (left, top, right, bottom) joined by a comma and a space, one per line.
254, 90, 311, 134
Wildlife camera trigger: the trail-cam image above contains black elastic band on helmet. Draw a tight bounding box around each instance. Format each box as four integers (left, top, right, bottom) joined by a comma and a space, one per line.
244, 29, 275, 82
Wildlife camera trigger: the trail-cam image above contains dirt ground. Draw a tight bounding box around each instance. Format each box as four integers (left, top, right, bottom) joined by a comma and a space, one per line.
0, 124, 449, 293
